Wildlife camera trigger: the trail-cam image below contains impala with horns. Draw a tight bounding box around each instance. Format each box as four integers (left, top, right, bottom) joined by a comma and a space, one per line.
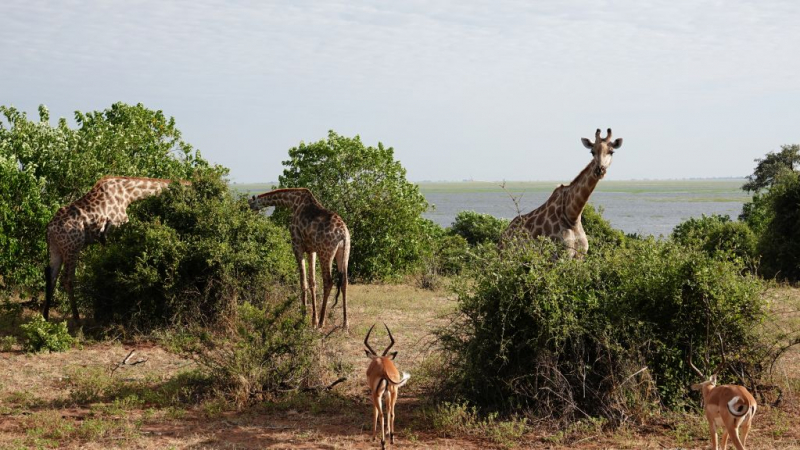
690, 359, 757, 450
365, 323, 410, 449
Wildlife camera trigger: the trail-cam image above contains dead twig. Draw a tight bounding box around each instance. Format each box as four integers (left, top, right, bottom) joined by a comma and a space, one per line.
110, 349, 148, 376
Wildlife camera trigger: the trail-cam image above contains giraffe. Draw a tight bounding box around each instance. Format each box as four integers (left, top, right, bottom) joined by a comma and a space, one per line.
501, 128, 623, 258
44, 176, 190, 322
249, 188, 350, 330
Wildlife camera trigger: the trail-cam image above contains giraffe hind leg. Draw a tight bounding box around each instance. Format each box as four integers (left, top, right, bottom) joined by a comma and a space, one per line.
316, 251, 334, 329
43, 253, 63, 321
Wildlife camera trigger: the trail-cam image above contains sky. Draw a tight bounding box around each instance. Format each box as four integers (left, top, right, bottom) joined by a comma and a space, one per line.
1, 0, 799, 183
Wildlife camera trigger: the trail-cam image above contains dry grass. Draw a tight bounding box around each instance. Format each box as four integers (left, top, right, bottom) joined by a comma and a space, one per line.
1, 281, 799, 449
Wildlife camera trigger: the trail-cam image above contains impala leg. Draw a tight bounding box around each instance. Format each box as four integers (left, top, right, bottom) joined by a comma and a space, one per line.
389, 386, 398, 444
728, 424, 745, 450
372, 394, 379, 441
377, 383, 386, 449
720, 429, 729, 450
707, 415, 719, 450
740, 414, 753, 447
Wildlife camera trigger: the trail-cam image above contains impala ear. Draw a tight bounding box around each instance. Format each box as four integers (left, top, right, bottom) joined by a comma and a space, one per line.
581, 138, 593, 149
690, 383, 703, 391
709, 375, 717, 385
389, 351, 398, 360
365, 349, 373, 358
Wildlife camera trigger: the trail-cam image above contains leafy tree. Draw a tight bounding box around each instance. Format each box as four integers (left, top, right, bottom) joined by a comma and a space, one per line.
742, 144, 799, 193
755, 171, 800, 280
0, 154, 54, 293
278, 131, 429, 280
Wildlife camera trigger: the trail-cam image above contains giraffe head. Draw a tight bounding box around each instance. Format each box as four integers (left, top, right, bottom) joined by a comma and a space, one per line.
581, 128, 623, 178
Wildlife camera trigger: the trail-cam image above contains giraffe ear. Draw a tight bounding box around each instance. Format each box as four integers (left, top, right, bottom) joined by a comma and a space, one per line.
610, 138, 623, 149
581, 138, 593, 149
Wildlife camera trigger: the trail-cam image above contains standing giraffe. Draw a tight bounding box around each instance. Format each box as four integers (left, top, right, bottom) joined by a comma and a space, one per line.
249, 188, 350, 330
501, 128, 623, 257
44, 176, 190, 321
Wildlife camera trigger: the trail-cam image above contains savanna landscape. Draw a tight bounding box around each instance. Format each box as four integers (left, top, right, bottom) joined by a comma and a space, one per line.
2, 103, 800, 450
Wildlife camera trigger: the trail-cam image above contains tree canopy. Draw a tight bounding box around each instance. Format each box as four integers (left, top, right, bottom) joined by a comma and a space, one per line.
278, 131, 430, 280
742, 144, 800, 193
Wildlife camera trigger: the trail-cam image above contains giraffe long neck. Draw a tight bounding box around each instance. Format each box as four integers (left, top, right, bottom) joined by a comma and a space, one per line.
253, 189, 314, 212
564, 160, 601, 225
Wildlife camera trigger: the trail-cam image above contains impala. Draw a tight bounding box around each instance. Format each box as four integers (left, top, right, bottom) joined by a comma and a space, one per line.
690, 361, 757, 450
365, 323, 410, 449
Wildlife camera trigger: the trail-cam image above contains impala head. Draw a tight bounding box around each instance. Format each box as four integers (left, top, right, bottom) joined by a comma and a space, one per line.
364, 323, 398, 360
581, 128, 623, 178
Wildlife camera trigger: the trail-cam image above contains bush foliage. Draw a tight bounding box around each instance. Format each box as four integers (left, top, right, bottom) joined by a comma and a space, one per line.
437, 235, 765, 421
80, 174, 296, 329
20, 315, 74, 353
278, 131, 430, 281
671, 214, 757, 267
173, 301, 318, 408
449, 211, 509, 246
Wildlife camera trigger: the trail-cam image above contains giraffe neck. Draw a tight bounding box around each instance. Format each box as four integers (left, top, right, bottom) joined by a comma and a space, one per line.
564, 160, 602, 225
253, 188, 318, 213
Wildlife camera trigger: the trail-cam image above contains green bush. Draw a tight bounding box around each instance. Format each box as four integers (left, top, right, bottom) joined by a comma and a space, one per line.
671, 214, 757, 266
20, 315, 74, 353
174, 300, 317, 408
278, 131, 430, 281
449, 211, 509, 246
79, 174, 297, 329
437, 237, 765, 421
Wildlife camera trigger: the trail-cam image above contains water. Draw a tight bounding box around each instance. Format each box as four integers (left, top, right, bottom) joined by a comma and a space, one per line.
419, 180, 749, 237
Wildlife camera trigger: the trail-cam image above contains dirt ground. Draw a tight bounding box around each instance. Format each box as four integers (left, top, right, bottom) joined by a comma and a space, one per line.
1, 283, 799, 449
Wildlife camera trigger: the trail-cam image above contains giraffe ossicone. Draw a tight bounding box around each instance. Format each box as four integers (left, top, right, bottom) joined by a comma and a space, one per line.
44, 176, 190, 322
501, 128, 623, 258
249, 188, 350, 331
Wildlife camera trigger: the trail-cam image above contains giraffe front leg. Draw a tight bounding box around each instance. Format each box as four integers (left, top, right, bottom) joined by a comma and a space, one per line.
43, 252, 63, 321
294, 250, 310, 324
308, 252, 318, 328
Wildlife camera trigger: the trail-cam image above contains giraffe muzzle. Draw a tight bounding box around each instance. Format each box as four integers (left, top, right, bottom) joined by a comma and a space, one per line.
595, 166, 607, 177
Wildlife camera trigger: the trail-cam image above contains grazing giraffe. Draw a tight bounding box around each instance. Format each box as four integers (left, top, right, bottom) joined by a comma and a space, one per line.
501, 128, 623, 258
44, 176, 190, 322
249, 188, 350, 330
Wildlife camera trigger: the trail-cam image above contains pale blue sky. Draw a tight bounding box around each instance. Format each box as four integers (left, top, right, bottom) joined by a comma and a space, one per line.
2, 0, 798, 182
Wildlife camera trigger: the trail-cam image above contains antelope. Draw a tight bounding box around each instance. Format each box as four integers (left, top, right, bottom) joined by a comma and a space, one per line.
365, 323, 410, 449
690, 360, 757, 450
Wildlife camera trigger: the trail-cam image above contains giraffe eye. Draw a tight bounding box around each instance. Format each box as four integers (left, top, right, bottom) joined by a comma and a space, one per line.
609, 150, 615, 156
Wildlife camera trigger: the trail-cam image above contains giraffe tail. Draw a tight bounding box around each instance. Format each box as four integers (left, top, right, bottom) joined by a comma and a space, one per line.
332, 272, 343, 308
44, 265, 53, 320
